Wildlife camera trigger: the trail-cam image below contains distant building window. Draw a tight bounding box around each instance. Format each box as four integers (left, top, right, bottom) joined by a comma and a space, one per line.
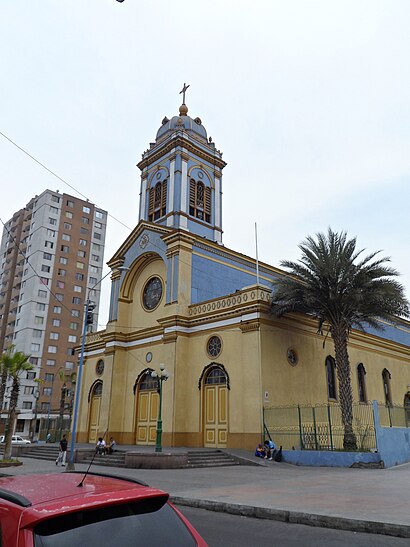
53, 306, 62, 314
49, 217, 57, 225
48, 346, 57, 353
204, 366, 227, 385
61, 245, 69, 253
22, 401, 33, 410
71, 309, 80, 318
64, 223, 72, 230
51, 195, 60, 203
45, 240, 54, 248
43, 387, 52, 396
76, 262, 85, 270
60, 257, 68, 265
65, 361, 74, 370
27, 371, 36, 380
69, 322, 78, 330
92, 254, 99, 262
43, 252, 52, 260
45, 373, 54, 382
46, 359, 56, 366
55, 293, 64, 302
74, 285, 82, 293
326, 356, 337, 400
52, 319, 61, 327
95, 222, 103, 229
95, 211, 104, 219
36, 303, 46, 311
62, 233, 71, 241
38, 290, 47, 298
72, 297, 81, 305
66, 200, 74, 208
34, 316, 44, 324
32, 329, 42, 338
357, 364, 367, 403
93, 232, 102, 240
89, 277, 97, 285
41, 265, 50, 273
41, 402, 50, 411
83, 206, 91, 214
65, 211, 73, 219
50, 332, 59, 340
40, 277, 49, 286
68, 335, 77, 343
29, 357, 38, 366
58, 269, 66, 277
189, 179, 211, 223
75, 273, 84, 281
79, 239, 87, 247
31, 343, 40, 352
57, 281, 65, 289
78, 250, 86, 258
82, 216, 90, 224
49, 206, 58, 214
80, 227, 88, 234
92, 243, 101, 251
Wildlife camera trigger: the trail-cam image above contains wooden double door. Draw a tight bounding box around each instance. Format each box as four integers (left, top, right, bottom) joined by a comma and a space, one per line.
136, 389, 159, 445
204, 383, 228, 448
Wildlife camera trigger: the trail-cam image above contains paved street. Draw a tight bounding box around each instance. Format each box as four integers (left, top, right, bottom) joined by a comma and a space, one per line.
178, 506, 410, 547
1, 451, 409, 539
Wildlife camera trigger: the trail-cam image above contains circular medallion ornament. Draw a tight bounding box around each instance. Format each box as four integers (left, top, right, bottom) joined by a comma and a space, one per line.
146, 352, 153, 363
96, 360, 104, 376
198, 170, 204, 179
287, 348, 298, 366
142, 276, 163, 311
207, 335, 222, 358
156, 171, 162, 180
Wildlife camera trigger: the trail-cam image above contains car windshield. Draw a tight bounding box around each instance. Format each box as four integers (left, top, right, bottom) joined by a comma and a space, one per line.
34, 498, 196, 547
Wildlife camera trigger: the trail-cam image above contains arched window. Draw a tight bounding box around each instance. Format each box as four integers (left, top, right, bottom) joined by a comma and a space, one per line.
189, 179, 211, 223
325, 356, 337, 400
148, 180, 167, 221
404, 393, 410, 425
139, 371, 159, 391
382, 369, 392, 406
357, 363, 367, 402
205, 366, 227, 385
93, 382, 103, 397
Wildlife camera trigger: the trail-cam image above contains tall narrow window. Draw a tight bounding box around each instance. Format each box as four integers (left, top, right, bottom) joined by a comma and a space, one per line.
382, 369, 392, 406
357, 363, 367, 402
189, 179, 211, 223
148, 180, 167, 221
325, 356, 337, 400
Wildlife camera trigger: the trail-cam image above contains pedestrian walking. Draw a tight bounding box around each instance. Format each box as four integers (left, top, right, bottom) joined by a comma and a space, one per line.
56, 434, 68, 466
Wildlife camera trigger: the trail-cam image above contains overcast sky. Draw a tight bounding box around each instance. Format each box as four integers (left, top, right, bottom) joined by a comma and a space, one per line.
1, 1, 409, 327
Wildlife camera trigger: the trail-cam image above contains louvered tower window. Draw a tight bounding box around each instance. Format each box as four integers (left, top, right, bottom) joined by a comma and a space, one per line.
189, 180, 211, 223
148, 181, 167, 221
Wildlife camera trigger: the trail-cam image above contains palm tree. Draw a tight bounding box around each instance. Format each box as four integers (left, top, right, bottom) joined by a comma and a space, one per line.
0, 346, 33, 460
271, 228, 409, 450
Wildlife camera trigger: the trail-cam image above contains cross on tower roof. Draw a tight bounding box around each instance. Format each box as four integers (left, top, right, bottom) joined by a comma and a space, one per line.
179, 83, 190, 105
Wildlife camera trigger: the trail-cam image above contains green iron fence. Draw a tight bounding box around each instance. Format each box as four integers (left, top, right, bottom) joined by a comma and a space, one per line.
263, 403, 377, 451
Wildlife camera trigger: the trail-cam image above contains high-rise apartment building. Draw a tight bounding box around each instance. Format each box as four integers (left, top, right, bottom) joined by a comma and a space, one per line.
0, 190, 107, 439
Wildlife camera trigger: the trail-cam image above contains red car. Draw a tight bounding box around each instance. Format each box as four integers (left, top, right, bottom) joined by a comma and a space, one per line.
0, 471, 207, 546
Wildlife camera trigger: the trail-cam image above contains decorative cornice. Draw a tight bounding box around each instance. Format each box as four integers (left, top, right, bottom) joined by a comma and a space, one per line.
137, 135, 226, 171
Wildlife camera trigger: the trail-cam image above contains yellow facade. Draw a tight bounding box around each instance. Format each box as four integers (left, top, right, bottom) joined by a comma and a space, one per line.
76, 225, 410, 450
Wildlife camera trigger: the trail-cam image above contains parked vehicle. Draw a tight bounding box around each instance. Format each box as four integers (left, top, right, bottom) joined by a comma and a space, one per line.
0, 435, 31, 445
0, 472, 207, 546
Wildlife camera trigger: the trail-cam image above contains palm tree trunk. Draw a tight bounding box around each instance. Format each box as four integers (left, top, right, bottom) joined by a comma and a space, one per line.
3, 381, 19, 460
332, 325, 357, 450
0, 368, 8, 412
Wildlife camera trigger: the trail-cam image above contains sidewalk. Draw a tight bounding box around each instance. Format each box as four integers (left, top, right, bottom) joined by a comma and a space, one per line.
1, 448, 409, 538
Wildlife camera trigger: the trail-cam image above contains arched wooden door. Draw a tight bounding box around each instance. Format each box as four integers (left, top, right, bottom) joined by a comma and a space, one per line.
203, 366, 228, 448
88, 382, 102, 443
135, 371, 159, 445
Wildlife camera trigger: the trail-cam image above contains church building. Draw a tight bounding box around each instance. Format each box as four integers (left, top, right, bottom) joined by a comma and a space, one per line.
76, 93, 410, 450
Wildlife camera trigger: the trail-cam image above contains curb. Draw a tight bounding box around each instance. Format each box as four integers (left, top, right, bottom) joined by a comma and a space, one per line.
170, 497, 410, 539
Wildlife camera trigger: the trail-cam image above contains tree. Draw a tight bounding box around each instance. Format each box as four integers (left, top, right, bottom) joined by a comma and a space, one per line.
0, 346, 33, 460
271, 228, 409, 450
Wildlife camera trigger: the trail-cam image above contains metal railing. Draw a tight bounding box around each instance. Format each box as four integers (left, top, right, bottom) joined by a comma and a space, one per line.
263, 403, 377, 451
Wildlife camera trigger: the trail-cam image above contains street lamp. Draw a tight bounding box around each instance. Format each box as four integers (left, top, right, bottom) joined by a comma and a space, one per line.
58, 382, 67, 441
67, 266, 129, 470
151, 364, 169, 453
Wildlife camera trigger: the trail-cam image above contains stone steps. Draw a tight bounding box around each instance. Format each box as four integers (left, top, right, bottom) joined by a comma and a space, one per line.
81, 453, 126, 468
186, 450, 240, 468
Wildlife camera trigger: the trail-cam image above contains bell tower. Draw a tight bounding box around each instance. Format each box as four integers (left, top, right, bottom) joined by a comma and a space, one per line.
137, 85, 227, 243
